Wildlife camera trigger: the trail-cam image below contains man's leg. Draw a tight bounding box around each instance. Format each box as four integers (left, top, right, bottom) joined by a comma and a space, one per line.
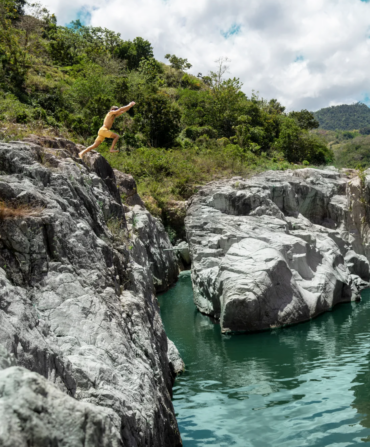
110, 133, 120, 153
78, 140, 101, 159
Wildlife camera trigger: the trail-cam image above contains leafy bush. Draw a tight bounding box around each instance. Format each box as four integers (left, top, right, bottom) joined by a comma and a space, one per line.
276, 118, 333, 164
0, 93, 31, 123
184, 126, 217, 140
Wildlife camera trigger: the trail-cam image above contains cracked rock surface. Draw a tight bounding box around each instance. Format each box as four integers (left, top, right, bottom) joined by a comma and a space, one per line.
186, 168, 370, 333
0, 138, 181, 446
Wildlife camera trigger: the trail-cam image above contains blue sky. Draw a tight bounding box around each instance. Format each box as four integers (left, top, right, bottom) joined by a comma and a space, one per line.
221, 24, 241, 39
41, 0, 370, 111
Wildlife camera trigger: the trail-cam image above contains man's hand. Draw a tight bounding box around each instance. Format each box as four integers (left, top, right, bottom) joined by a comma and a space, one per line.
116, 102, 136, 115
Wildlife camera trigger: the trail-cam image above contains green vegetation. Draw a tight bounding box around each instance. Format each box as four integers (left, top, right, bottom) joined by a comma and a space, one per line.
314, 103, 370, 131
0, 0, 333, 226
314, 129, 370, 169
312, 103, 370, 169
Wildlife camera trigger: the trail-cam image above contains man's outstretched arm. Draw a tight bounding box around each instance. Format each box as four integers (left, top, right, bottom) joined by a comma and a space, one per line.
113, 102, 136, 116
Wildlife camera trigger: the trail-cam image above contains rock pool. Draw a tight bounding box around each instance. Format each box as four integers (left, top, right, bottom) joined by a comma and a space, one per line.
159, 271, 370, 446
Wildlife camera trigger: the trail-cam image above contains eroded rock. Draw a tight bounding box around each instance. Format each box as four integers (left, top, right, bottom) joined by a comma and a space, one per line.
186, 168, 370, 333
0, 141, 182, 446
125, 205, 179, 292
0, 365, 122, 447
167, 339, 185, 377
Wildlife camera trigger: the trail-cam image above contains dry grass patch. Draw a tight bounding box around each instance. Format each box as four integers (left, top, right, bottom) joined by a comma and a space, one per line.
0, 200, 44, 220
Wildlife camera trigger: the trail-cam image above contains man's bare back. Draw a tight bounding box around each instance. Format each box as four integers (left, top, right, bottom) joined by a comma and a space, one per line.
78, 102, 136, 159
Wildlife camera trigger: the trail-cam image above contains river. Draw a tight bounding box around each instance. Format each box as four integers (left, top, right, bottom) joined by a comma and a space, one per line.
158, 271, 370, 446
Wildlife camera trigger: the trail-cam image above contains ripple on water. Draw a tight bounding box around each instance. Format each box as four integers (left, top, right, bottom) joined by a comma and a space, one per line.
159, 278, 370, 447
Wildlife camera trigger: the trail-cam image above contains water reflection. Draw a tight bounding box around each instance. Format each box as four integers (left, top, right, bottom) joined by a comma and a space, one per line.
159, 273, 370, 446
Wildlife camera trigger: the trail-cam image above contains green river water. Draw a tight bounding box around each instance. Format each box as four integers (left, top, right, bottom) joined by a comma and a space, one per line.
158, 271, 370, 447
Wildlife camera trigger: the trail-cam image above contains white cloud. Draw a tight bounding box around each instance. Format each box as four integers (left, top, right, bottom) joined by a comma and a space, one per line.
41, 0, 370, 111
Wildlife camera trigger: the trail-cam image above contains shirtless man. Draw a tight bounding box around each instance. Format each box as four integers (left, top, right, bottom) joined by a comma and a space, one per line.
78, 102, 136, 159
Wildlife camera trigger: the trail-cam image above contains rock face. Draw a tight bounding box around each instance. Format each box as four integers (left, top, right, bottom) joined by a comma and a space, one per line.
0, 360, 122, 447
113, 169, 179, 292
185, 168, 370, 333
125, 205, 179, 293
0, 139, 181, 446
114, 169, 145, 208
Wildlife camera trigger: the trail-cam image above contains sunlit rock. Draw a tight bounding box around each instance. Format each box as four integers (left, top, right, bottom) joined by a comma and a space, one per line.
186, 168, 370, 333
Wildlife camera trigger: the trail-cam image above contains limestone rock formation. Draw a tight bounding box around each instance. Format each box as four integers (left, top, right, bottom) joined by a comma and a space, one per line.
0, 139, 182, 446
0, 357, 122, 447
185, 168, 370, 333
167, 339, 185, 377
125, 205, 179, 293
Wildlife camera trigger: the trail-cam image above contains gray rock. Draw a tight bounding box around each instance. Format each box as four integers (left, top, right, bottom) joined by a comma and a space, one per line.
167, 339, 185, 376
0, 365, 122, 447
0, 141, 182, 446
177, 241, 191, 265
113, 169, 145, 208
165, 200, 188, 240
186, 168, 369, 333
125, 205, 179, 292
345, 250, 370, 280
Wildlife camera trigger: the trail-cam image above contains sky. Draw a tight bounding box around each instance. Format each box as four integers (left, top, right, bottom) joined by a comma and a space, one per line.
40, 0, 370, 111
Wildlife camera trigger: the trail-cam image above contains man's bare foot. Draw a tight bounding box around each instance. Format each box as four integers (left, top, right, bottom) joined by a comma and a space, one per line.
110, 149, 119, 153
78, 152, 84, 159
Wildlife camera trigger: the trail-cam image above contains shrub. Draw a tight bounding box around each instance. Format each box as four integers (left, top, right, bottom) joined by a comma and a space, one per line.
184, 126, 217, 141
0, 93, 31, 123
106, 216, 127, 243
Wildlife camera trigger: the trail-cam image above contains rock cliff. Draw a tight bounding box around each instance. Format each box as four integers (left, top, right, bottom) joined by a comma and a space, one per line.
0, 137, 182, 446
185, 168, 370, 333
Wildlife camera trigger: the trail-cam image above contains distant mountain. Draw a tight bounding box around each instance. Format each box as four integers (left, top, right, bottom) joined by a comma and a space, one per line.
314, 102, 370, 131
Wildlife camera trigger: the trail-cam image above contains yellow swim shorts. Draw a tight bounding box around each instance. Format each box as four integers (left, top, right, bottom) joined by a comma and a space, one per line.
95, 127, 118, 143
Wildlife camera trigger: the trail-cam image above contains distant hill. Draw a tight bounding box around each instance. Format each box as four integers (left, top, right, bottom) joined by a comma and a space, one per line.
314, 102, 370, 131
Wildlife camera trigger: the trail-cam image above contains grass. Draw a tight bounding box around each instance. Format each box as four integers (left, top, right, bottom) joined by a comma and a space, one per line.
0, 121, 79, 143
0, 200, 44, 220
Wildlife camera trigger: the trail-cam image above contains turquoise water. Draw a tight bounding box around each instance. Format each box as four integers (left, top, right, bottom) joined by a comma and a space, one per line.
158, 271, 370, 447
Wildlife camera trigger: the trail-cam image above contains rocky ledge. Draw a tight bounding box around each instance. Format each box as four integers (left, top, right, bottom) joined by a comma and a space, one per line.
0, 137, 182, 446
185, 168, 370, 333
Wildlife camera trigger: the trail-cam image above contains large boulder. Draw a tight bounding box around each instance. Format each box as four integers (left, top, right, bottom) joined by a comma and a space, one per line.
185, 168, 369, 333
0, 141, 182, 446
167, 339, 185, 378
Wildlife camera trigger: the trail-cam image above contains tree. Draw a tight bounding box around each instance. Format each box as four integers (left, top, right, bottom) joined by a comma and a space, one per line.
134, 93, 181, 147
0, 0, 30, 90
276, 117, 332, 164
164, 54, 192, 71
115, 37, 153, 70
13, 0, 26, 19
209, 57, 230, 88
360, 126, 370, 135
138, 57, 162, 83
48, 26, 84, 65
289, 109, 319, 130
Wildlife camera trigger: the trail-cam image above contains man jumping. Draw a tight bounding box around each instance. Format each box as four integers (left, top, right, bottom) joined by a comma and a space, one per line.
78, 102, 136, 159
